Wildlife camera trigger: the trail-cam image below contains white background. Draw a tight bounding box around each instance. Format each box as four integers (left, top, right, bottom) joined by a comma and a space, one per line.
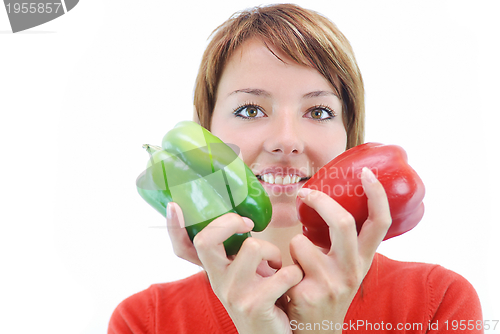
1, 1, 499, 333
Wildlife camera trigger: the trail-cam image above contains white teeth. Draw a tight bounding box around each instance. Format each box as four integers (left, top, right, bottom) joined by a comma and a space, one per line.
261, 173, 302, 185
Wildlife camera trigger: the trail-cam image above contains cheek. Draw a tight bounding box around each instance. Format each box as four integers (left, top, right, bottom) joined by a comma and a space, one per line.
211, 124, 256, 164
227, 136, 258, 165
316, 126, 347, 165
211, 119, 238, 148
210, 118, 234, 148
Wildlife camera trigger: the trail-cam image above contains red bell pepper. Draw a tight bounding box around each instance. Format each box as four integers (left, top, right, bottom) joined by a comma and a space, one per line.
296, 142, 425, 249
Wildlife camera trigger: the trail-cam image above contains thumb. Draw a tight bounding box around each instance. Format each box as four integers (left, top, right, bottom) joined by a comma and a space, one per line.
166, 202, 203, 266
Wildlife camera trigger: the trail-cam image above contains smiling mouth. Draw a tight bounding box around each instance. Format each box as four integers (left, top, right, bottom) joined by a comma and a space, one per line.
257, 174, 310, 185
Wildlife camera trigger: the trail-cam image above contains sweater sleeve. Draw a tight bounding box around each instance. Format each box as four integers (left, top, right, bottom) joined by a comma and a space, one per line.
427, 266, 484, 333
108, 288, 154, 334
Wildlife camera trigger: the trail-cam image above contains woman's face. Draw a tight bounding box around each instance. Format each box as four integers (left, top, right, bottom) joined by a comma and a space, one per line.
211, 38, 347, 228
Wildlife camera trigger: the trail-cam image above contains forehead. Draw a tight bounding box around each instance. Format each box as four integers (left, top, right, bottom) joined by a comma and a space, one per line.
218, 38, 335, 95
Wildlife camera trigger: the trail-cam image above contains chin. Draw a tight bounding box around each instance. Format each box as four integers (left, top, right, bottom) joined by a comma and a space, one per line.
266, 202, 301, 228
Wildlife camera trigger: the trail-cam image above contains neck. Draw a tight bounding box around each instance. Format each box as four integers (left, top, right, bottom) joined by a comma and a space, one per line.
251, 223, 302, 267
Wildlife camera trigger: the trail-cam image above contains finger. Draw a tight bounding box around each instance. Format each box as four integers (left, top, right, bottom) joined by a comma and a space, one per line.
166, 202, 202, 266
259, 264, 303, 305
297, 188, 358, 260
256, 260, 278, 278
289, 233, 327, 276
230, 238, 282, 279
194, 213, 253, 273
357, 167, 392, 259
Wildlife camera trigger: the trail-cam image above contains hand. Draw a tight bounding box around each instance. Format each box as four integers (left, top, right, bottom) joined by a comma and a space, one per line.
286, 167, 392, 333
166, 202, 203, 266
166, 203, 304, 334
194, 213, 304, 334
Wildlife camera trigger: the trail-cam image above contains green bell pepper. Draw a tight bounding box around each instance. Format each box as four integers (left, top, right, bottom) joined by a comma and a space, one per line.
136, 121, 272, 255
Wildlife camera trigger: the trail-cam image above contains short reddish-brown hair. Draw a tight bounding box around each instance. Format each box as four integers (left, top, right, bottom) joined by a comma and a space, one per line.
194, 3, 365, 149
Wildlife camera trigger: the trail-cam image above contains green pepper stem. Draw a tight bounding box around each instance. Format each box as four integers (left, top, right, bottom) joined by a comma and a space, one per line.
142, 144, 162, 157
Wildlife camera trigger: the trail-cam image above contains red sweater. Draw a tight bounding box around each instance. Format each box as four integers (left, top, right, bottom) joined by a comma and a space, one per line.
108, 253, 483, 333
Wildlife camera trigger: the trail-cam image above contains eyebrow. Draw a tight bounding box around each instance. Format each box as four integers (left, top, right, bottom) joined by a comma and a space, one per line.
303, 90, 338, 99
229, 88, 338, 99
229, 88, 271, 97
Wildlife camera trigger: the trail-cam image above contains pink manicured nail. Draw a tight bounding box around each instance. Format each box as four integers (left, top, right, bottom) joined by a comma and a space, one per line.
166, 203, 184, 228
362, 167, 377, 183
298, 187, 313, 199
166, 202, 173, 220
242, 217, 254, 229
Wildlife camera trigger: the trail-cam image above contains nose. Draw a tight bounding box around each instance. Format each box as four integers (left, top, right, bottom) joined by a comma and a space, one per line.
263, 114, 305, 155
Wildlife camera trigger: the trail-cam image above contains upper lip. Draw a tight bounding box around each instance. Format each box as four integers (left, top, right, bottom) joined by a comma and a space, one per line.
254, 166, 311, 179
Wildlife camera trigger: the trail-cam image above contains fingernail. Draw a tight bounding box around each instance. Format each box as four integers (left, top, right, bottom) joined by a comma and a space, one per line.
362, 167, 377, 183
242, 217, 254, 229
298, 187, 313, 199
166, 203, 184, 228
166, 202, 173, 220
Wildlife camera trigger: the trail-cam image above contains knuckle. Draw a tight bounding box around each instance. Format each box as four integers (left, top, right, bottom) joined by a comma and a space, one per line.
192, 233, 208, 251
277, 267, 291, 282
280, 265, 303, 285
343, 272, 362, 290
172, 250, 184, 260
381, 216, 392, 229
172, 246, 186, 259
290, 233, 307, 248
371, 213, 392, 231
277, 266, 293, 284
169, 233, 194, 260
240, 237, 262, 253
336, 213, 355, 231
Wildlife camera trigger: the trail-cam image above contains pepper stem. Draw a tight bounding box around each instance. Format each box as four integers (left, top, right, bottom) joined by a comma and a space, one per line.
142, 144, 162, 157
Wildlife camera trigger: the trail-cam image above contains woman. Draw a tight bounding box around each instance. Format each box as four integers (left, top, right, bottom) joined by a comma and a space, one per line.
109, 4, 482, 333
